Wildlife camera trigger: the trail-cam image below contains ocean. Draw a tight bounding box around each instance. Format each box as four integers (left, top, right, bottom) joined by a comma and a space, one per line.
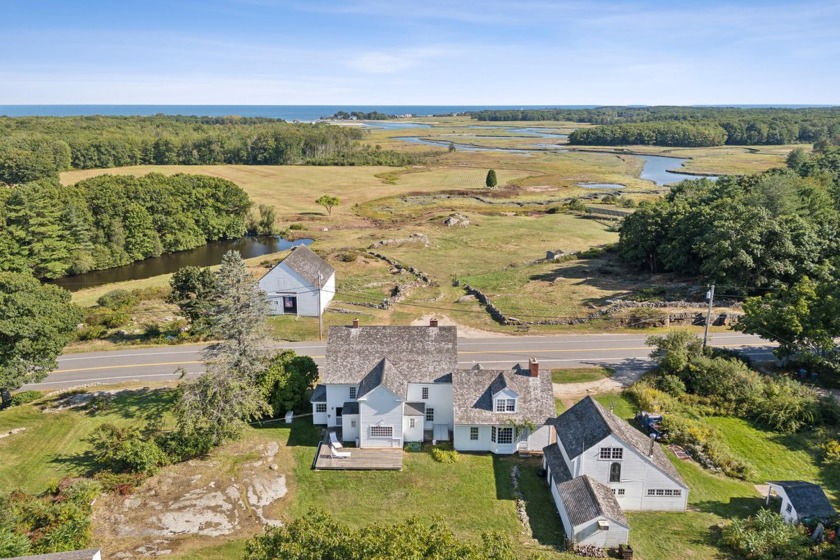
0, 105, 599, 122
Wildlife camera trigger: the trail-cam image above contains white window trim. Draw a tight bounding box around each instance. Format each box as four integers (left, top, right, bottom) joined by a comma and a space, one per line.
495, 397, 517, 413
492, 426, 514, 445
599, 447, 623, 460
421, 387, 429, 400
425, 407, 435, 422
315, 403, 327, 413
349, 387, 356, 399
369, 425, 394, 439
409, 418, 416, 428
470, 427, 479, 440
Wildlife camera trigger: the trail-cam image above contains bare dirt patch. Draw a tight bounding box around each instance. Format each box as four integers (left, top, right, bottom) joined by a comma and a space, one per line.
94, 440, 288, 558
410, 314, 510, 338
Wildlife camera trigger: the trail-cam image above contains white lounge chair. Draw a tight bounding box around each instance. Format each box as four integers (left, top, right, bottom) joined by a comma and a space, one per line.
329, 445, 351, 459
329, 431, 343, 449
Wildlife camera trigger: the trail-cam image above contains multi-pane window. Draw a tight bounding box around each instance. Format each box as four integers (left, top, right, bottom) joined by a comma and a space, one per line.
409, 418, 416, 428
315, 403, 327, 413
495, 398, 516, 412
351, 420, 356, 428
786, 503, 793, 513
612, 488, 625, 496
370, 425, 393, 438
349, 387, 356, 399
599, 447, 623, 460
647, 489, 682, 497
470, 427, 479, 440
425, 408, 435, 422
492, 426, 513, 444
422, 387, 429, 400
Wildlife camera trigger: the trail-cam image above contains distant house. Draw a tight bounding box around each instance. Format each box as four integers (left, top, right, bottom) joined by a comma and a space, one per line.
543, 396, 689, 547
767, 481, 837, 524
258, 245, 335, 317
310, 321, 554, 453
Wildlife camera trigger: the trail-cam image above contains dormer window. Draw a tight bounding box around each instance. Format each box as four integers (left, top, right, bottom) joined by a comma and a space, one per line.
349, 387, 356, 399
495, 397, 517, 413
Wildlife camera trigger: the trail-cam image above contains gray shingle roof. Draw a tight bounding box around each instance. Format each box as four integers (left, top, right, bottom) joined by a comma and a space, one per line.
771, 481, 836, 519
322, 325, 458, 397
357, 358, 404, 398
554, 475, 628, 528
278, 245, 335, 288
342, 401, 360, 415
310, 384, 326, 403
451, 366, 555, 426
405, 402, 426, 416
543, 442, 572, 483
552, 396, 685, 488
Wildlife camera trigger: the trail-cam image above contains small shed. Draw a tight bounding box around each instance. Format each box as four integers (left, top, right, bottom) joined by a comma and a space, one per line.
767, 481, 836, 524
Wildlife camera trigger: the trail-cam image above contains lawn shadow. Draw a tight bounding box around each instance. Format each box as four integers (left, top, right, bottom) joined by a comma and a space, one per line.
694, 496, 764, 519
251, 417, 321, 447
516, 457, 567, 549
49, 448, 99, 478
90, 387, 177, 421
491, 454, 515, 501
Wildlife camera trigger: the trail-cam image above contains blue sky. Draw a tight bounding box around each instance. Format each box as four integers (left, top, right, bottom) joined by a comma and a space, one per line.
1, 0, 838, 105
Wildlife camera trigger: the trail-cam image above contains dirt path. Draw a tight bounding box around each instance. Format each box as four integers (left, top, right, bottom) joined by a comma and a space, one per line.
410, 314, 510, 338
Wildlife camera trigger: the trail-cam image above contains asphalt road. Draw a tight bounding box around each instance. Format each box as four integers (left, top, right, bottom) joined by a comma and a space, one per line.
27, 332, 776, 391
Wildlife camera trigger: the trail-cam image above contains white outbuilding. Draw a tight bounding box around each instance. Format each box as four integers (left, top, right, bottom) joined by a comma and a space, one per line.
258, 245, 335, 317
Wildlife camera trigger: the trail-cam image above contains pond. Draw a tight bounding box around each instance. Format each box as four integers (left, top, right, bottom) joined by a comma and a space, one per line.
635, 154, 718, 186
395, 136, 534, 154
359, 121, 432, 130
51, 236, 313, 292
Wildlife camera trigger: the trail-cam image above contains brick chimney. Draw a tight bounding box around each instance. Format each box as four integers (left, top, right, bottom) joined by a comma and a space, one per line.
429, 318, 439, 327
528, 357, 539, 377
352, 318, 359, 328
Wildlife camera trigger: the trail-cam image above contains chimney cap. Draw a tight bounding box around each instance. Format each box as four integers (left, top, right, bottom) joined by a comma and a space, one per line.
528, 357, 539, 377
352, 318, 360, 328
429, 318, 439, 327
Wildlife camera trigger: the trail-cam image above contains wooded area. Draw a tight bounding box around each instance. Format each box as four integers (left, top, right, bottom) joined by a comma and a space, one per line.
0, 173, 251, 279
470, 106, 840, 147
0, 115, 423, 184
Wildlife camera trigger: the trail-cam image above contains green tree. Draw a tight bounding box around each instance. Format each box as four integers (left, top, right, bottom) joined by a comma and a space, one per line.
0, 273, 82, 408
485, 169, 497, 188
257, 350, 319, 418
174, 251, 272, 448
168, 266, 217, 328
647, 330, 704, 377
315, 195, 340, 216
244, 510, 520, 560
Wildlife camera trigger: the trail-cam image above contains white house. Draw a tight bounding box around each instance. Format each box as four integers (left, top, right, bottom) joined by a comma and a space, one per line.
767, 481, 836, 524
310, 320, 554, 453
543, 396, 689, 548
258, 245, 335, 317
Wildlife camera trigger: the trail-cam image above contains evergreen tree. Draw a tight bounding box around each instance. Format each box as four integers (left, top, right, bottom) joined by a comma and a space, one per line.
485, 169, 497, 188
174, 251, 272, 448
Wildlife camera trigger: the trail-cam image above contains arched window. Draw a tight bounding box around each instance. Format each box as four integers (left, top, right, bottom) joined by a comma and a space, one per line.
610, 462, 621, 483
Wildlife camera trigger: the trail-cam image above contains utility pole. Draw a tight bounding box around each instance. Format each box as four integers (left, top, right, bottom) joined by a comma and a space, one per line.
703, 284, 715, 349
317, 271, 323, 341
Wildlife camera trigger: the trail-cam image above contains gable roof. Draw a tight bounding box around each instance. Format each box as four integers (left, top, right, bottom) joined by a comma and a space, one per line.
452, 366, 555, 426
277, 245, 335, 288
357, 358, 404, 399
555, 475, 628, 528
322, 325, 458, 393
770, 481, 836, 519
310, 384, 326, 403
552, 396, 685, 487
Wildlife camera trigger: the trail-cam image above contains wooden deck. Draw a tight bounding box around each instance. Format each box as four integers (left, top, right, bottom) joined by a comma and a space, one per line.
313, 442, 404, 470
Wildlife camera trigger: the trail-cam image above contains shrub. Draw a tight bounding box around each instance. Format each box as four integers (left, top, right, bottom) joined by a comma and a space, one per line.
96, 289, 138, 310
601, 194, 619, 205
93, 472, 146, 495
625, 381, 680, 413
620, 198, 636, 208
337, 251, 358, 263
88, 424, 170, 475
656, 375, 686, 396
75, 324, 107, 341
660, 414, 755, 479
430, 447, 459, 463
566, 198, 587, 212
721, 508, 810, 559
10, 391, 42, 406
749, 377, 819, 434
288, 223, 305, 230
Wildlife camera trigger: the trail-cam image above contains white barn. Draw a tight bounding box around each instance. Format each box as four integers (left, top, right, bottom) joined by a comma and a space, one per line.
258, 245, 335, 317
543, 396, 689, 548
310, 321, 554, 453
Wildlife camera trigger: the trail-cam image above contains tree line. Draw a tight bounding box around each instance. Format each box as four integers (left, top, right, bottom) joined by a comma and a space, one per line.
0, 115, 424, 184
468, 106, 840, 147
618, 146, 840, 288
0, 173, 251, 279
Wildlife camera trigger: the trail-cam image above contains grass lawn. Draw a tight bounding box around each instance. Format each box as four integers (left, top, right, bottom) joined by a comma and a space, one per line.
0, 387, 177, 493
551, 367, 613, 384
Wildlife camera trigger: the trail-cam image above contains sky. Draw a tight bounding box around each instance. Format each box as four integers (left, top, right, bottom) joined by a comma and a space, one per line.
1, 0, 839, 105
